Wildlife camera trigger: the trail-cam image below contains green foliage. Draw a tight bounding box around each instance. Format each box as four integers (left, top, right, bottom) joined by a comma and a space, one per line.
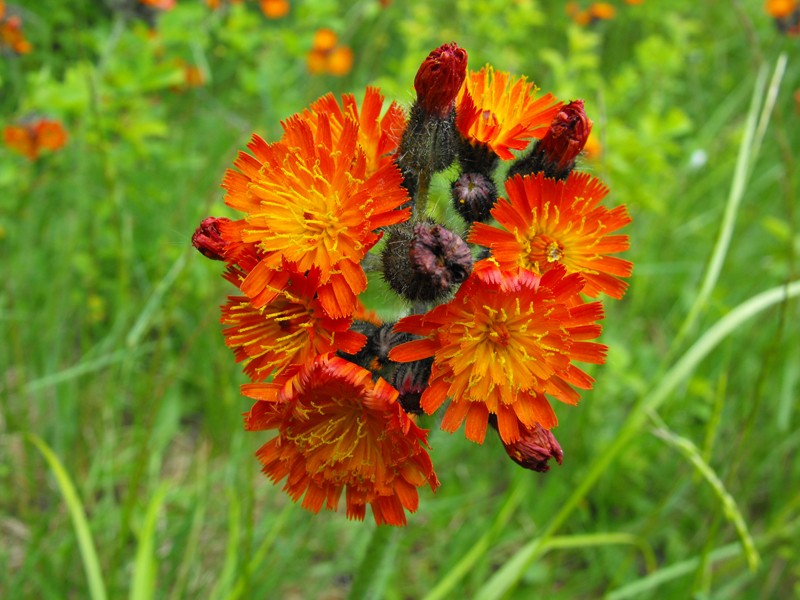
2, 1, 799, 599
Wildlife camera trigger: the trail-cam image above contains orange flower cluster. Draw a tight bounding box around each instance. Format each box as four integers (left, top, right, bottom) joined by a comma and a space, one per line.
194, 42, 632, 525
307, 28, 354, 76
0, 1, 32, 54
3, 117, 67, 160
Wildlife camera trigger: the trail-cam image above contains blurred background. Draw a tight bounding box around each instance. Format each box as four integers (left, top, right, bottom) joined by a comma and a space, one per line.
1, 0, 799, 598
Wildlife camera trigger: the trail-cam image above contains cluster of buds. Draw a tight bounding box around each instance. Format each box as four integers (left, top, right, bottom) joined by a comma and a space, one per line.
193, 42, 632, 526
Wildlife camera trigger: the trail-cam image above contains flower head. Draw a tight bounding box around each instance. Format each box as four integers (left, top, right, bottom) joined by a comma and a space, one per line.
260, 0, 289, 18
0, 8, 31, 54
221, 111, 410, 317
455, 66, 562, 160
469, 171, 632, 299
414, 42, 468, 119
307, 29, 354, 76
4, 118, 67, 160
390, 260, 607, 444
222, 269, 366, 382
243, 354, 439, 526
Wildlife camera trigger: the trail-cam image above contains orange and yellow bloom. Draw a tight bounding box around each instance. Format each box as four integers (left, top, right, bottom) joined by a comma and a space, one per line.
456, 66, 562, 160
243, 354, 439, 526
390, 261, 606, 445
221, 110, 410, 318
222, 269, 366, 382
469, 171, 632, 299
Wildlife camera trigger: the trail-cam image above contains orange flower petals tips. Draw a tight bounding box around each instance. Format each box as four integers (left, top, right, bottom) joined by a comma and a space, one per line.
469, 171, 632, 299
243, 354, 439, 526
456, 65, 562, 160
300, 87, 406, 176
390, 261, 607, 445
222, 113, 410, 318
222, 270, 366, 382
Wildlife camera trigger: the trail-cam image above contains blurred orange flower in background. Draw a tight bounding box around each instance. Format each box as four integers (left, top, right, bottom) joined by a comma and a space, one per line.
567, 2, 617, 26
4, 118, 67, 160
260, 0, 289, 18
139, 0, 176, 10
0, 2, 32, 54
307, 28, 354, 76
765, 0, 797, 18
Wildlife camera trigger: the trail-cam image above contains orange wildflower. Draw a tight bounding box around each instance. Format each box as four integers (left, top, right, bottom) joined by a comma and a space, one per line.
0, 10, 31, 55
455, 66, 562, 160
4, 118, 67, 160
243, 354, 439, 526
260, 0, 289, 18
589, 2, 616, 20
139, 0, 176, 10
221, 111, 410, 318
221, 269, 366, 382
765, 0, 797, 18
307, 29, 353, 76
389, 261, 606, 445
469, 172, 632, 299
299, 87, 406, 176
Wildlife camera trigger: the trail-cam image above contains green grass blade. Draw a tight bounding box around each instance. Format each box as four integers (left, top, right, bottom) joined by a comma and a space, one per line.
27, 434, 109, 600
650, 414, 760, 571
225, 503, 293, 600
130, 485, 168, 600
210, 488, 241, 600
423, 480, 525, 600
20, 343, 156, 394
474, 279, 800, 599
606, 542, 742, 600
672, 56, 784, 352
347, 525, 400, 600
126, 251, 188, 348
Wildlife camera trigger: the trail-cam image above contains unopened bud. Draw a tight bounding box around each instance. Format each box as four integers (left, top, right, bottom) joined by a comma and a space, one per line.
192, 216, 231, 261
491, 416, 563, 472
451, 172, 498, 223
507, 100, 592, 181
396, 43, 468, 179
414, 42, 468, 119
382, 222, 473, 303
393, 357, 433, 415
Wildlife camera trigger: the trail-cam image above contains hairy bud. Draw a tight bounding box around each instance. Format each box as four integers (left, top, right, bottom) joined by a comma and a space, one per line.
382, 222, 473, 303
451, 172, 498, 223
507, 99, 592, 181
414, 42, 468, 119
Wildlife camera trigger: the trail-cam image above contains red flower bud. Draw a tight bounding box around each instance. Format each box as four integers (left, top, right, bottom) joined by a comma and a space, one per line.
192, 216, 231, 261
507, 99, 592, 181
491, 417, 563, 472
537, 99, 593, 173
414, 42, 468, 119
